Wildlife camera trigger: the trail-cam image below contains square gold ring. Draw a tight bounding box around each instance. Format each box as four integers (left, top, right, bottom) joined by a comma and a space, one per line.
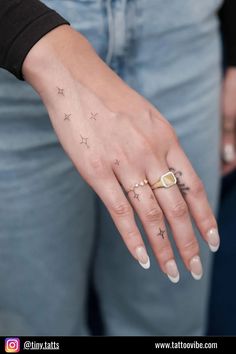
151, 171, 177, 190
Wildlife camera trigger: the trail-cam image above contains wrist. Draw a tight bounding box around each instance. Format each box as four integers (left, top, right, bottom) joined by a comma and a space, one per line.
22, 25, 98, 103
22, 24, 148, 116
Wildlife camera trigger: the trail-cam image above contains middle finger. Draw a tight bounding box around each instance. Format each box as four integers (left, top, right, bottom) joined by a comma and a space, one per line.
146, 159, 203, 280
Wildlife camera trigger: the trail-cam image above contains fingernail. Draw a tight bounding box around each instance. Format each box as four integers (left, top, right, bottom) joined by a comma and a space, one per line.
165, 259, 180, 283
223, 144, 235, 163
189, 255, 203, 280
207, 228, 220, 252
135, 246, 150, 269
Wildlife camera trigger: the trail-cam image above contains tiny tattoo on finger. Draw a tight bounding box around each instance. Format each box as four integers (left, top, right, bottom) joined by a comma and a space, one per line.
114, 159, 120, 166
133, 191, 140, 201
157, 228, 165, 239
64, 113, 71, 121
57, 87, 64, 96
170, 167, 190, 195
80, 135, 90, 149
128, 188, 140, 201
89, 112, 98, 121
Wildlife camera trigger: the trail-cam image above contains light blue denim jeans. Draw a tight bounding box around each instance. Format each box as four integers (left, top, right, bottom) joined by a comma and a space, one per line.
0, 0, 222, 335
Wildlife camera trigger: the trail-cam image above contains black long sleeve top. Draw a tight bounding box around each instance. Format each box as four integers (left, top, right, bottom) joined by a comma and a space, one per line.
0, 0, 235, 80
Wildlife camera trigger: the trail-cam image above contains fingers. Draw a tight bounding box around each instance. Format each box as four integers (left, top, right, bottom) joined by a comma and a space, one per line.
167, 144, 220, 253
114, 163, 180, 283
222, 108, 235, 162
91, 169, 151, 270
222, 114, 236, 175
86, 141, 216, 283
146, 159, 203, 280
222, 69, 236, 166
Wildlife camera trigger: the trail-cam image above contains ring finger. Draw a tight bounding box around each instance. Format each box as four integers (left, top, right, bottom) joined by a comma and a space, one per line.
114, 162, 180, 283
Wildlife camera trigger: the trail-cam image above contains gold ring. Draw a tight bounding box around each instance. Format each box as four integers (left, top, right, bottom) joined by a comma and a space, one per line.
151, 171, 177, 190
127, 179, 149, 193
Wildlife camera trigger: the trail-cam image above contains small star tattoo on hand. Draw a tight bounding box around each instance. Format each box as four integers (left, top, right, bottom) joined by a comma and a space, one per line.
57, 87, 64, 96
133, 191, 140, 201
114, 159, 120, 166
157, 228, 165, 239
89, 112, 98, 121
64, 113, 71, 121
80, 135, 89, 149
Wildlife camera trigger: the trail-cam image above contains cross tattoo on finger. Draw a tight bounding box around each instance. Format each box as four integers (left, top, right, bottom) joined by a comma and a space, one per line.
89, 112, 98, 121
57, 87, 64, 96
64, 113, 71, 121
157, 228, 165, 239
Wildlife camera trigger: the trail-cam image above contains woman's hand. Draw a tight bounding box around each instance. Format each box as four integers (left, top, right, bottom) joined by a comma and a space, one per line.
222, 68, 236, 175
22, 25, 220, 283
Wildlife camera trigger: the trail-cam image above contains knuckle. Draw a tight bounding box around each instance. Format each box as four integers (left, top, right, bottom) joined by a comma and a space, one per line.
182, 239, 199, 256
157, 244, 173, 259
89, 157, 105, 172
201, 215, 217, 231
111, 202, 132, 217
145, 207, 163, 222
169, 200, 188, 219
191, 178, 205, 198
140, 139, 153, 155
125, 230, 140, 244
142, 107, 152, 120
161, 120, 179, 143
168, 125, 178, 140
88, 157, 109, 179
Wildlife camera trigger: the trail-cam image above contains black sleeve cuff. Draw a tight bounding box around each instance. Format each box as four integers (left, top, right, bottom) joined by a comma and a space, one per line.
219, 0, 236, 67
0, 0, 70, 80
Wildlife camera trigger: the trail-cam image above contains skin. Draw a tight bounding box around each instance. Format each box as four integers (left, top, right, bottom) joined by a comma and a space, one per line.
22, 25, 218, 278
222, 68, 236, 175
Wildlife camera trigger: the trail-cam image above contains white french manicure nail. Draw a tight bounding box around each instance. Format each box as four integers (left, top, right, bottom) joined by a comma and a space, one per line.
135, 246, 150, 269
165, 259, 180, 283
224, 144, 235, 163
189, 255, 203, 280
207, 228, 220, 252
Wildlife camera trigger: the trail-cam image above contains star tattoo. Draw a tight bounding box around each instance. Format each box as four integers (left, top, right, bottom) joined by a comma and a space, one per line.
114, 159, 120, 166
57, 87, 64, 96
157, 228, 165, 239
89, 112, 98, 120
64, 113, 71, 121
80, 135, 89, 149
133, 191, 140, 201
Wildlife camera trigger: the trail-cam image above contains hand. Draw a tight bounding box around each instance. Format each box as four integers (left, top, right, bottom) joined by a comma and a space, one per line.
22, 25, 220, 283
221, 67, 236, 175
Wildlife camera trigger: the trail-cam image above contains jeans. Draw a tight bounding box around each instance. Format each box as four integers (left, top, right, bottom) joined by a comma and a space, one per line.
0, 0, 222, 335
